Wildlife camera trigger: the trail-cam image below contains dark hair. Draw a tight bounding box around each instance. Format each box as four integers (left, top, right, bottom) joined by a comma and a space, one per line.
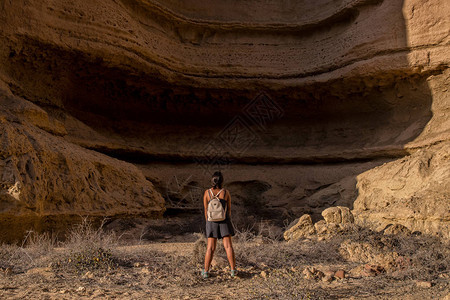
211, 171, 223, 189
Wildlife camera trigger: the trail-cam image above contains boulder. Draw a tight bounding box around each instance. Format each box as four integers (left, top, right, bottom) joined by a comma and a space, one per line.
284, 214, 315, 241
322, 206, 354, 224
302, 267, 324, 281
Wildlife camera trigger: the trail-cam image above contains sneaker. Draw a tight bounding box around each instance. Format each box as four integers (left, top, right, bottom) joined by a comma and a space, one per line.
230, 269, 237, 278
201, 269, 209, 278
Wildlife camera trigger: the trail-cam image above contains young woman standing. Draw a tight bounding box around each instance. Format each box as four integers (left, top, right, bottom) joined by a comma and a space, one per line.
202, 171, 236, 278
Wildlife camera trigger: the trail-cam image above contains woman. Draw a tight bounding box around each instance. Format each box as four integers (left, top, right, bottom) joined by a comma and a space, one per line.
202, 171, 236, 278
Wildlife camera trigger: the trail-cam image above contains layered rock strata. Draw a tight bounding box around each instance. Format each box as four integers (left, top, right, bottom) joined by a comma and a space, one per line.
0, 0, 448, 240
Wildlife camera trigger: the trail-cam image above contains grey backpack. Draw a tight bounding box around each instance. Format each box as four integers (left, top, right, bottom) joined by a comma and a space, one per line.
207, 189, 227, 222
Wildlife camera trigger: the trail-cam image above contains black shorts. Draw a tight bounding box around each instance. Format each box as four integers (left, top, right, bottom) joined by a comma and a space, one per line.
205, 217, 235, 239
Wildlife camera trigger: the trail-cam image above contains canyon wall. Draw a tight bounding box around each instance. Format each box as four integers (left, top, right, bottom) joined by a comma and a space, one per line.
0, 0, 448, 241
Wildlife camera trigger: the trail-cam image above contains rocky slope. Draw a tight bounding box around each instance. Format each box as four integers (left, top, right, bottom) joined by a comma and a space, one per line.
0, 0, 449, 241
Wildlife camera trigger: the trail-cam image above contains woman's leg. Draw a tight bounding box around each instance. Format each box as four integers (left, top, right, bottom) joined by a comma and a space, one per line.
222, 235, 236, 270
204, 237, 217, 272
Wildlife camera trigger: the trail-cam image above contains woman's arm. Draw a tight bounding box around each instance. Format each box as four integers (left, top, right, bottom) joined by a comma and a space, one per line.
203, 190, 209, 221
226, 190, 231, 217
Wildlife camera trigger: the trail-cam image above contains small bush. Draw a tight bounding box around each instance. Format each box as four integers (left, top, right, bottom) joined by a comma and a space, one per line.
54, 247, 117, 274
192, 233, 206, 267
52, 217, 120, 274
392, 234, 450, 281
0, 231, 56, 273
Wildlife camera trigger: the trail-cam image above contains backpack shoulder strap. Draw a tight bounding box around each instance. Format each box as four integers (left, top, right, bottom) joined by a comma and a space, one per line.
214, 189, 224, 198
208, 188, 214, 202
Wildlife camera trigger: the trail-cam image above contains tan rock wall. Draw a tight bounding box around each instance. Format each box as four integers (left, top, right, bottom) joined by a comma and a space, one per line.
0, 91, 165, 242
0, 0, 448, 239
353, 141, 450, 238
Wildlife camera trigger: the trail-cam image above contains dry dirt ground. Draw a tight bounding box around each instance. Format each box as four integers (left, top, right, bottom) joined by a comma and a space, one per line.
1, 232, 449, 300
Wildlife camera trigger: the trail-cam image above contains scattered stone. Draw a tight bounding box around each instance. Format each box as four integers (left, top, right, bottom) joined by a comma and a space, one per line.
284, 214, 316, 241
334, 269, 345, 280
416, 281, 432, 288
395, 256, 412, 270
2, 267, 12, 276
302, 267, 315, 280
302, 267, 324, 280
322, 274, 333, 282
133, 262, 142, 268
77, 286, 86, 292
348, 265, 364, 278
362, 264, 385, 277
83, 271, 94, 279
260, 271, 268, 279
315, 270, 325, 280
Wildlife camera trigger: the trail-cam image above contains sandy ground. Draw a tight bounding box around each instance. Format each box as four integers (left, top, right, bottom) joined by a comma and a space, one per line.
1, 241, 449, 300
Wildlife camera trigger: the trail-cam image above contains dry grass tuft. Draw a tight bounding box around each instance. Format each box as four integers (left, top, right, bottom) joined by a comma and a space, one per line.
0, 231, 57, 273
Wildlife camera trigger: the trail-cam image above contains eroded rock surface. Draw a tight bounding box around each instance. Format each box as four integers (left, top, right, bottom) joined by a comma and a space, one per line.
0, 92, 165, 242
354, 140, 450, 238
0, 0, 448, 240
322, 206, 354, 224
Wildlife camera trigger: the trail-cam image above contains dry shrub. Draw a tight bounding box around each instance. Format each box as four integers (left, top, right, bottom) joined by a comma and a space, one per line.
257, 221, 284, 241
235, 223, 449, 279
191, 232, 230, 271
63, 217, 118, 250
52, 217, 119, 274
0, 244, 20, 271
192, 233, 206, 267
0, 231, 57, 273
236, 224, 449, 299
334, 225, 450, 280
391, 234, 450, 281
234, 235, 344, 270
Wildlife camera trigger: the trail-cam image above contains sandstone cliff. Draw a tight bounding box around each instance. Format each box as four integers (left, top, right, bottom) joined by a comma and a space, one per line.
0, 0, 448, 241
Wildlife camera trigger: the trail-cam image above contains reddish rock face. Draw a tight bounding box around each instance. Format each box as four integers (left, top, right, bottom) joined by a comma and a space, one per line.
0, 0, 449, 241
